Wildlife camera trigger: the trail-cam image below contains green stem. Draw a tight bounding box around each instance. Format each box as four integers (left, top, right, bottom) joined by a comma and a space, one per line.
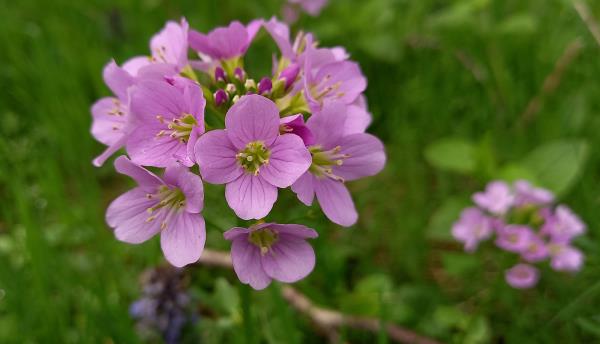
240, 283, 256, 344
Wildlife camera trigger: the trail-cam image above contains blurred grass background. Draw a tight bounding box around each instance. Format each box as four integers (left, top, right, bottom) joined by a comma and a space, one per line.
1, 0, 600, 342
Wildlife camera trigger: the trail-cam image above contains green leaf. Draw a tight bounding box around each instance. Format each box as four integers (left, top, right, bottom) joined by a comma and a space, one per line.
520, 140, 589, 195
498, 14, 538, 35
496, 163, 538, 183
213, 278, 240, 317
425, 138, 477, 174
427, 197, 470, 240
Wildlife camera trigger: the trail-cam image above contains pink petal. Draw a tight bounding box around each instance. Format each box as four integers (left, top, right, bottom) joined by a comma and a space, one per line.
314, 178, 357, 227
246, 19, 263, 43
114, 155, 163, 189
92, 135, 127, 167
160, 212, 206, 267
150, 18, 188, 68
314, 61, 366, 104
262, 234, 316, 283
260, 134, 311, 188
195, 130, 243, 184
129, 80, 187, 121
225, 95, 280, 149
122, 56, 152, 76
91, 97, 127, 146
225, 174, 278, 220
230, 237, 272, 290
334, 133, 386, 181
264, 18, 294, 58
107, 188, 163, 244
209, 21, 249, 58
188, 30, 218, 57
306, 101, 346, 149
126, 125, 187, 168
269, 223, 318, 239
103, 59, 134, 101
223, 227, 252, 241
343, 96, 372, 135
291, 172, 315, 206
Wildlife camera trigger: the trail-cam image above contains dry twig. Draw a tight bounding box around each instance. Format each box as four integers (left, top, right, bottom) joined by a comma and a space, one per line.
197, 249, 441, 344
520, 37, 584, 124
574, 0, 600, 47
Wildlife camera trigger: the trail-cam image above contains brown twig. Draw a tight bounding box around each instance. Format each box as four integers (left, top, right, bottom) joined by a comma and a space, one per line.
198, 249, 442, 344
574, 0, 600, 47
519, 37, 584, 124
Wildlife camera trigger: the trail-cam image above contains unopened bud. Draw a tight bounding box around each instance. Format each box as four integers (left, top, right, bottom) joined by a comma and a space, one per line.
214, 89, 228, 106
257, 77, 272, 95
214, 67, 226, 82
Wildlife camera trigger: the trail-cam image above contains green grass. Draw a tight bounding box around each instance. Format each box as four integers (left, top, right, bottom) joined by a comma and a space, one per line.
1, 0, 600, 342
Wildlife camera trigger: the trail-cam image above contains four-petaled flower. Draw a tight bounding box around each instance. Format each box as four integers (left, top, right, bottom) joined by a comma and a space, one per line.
224, 223, 318, 290
106, 156, 206, 267
195, 95, 311, 219
291, 101, 386, 226
128, 77, 205, 167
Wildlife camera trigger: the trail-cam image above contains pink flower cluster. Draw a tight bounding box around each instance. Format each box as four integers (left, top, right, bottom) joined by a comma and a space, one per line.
452, 180, 585, 289
91, 18, 386, 289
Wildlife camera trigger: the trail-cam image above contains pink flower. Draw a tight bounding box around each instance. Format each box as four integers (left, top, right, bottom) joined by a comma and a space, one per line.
118, 18, 190, 75
127, 77, 205, 168
495, 225, 535, 253
513, 180, 554, 206
505, 264, 539, 289
224, 223, 318, 290
520, 234, 549, 263
194, 95, 311, 220
291, 102, 386, 226
188, 20, 263, 61
472, 181, 514, 215
541, 205, 586, 242
91, 59, 181, 167
549, 243, 584, 272
91, 60, 136, 167
149, 18, 190, 69
451, 207, 493, 252
303, 44, 366, 111
106, 156, 205, 267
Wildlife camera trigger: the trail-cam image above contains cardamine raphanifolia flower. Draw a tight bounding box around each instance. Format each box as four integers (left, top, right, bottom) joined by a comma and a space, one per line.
224, 223, 318, 290
451, 180, 586, 289
106, 156, 205, 267
92, 17, 385, 288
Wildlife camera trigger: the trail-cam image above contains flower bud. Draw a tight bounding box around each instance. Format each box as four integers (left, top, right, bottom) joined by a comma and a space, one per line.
257, 77, 272, 95
244, 78, 257, 92
214, 67, 226, 82
214, 89, 228, 106
234, 67, 246, 81
279, 63, 300, 89
225, 83, 237, 94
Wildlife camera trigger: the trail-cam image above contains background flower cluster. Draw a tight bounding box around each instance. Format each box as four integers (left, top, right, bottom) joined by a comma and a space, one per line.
452, 180, 585, 289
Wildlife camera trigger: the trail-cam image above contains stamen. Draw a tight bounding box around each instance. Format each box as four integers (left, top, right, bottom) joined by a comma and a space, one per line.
236, 141, 271, 174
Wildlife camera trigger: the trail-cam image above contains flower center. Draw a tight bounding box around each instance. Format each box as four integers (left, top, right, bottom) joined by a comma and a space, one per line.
308, 145, 349, 181
145, 185, 186, 230
156, 113, 197, 143
236, 141, 271, 175
248, 228, 279, 255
